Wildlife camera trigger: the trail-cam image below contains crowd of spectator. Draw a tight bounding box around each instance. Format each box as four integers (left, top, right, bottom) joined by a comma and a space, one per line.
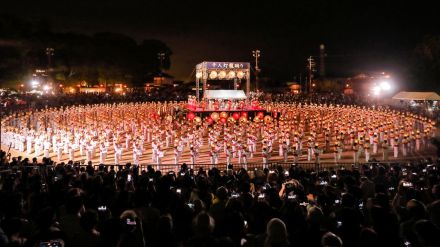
1, 148, 440, 247
1, 89, 440, 247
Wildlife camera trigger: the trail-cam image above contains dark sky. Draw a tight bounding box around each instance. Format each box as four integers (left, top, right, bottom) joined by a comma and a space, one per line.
1, 0, 439, 82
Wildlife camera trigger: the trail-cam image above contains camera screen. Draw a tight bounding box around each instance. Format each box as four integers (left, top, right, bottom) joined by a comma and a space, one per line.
126, 218, 137, 225
39, 241, 62, 247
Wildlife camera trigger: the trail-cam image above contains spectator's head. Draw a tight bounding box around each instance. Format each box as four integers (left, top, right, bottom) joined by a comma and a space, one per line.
120, 210, 139, 233
194, 199, 206, 214
358, 228, 379, 247
407, 199, 427, 220
413, 219, 440, 247
80, 210, 98, 232
65, 188, 84, 216
193, 212, 215, 236
428, 200, 440, 228
321, 232, 343, 247
216, 186, 228, 201
157, 214, 173, 234
341, 193, 355, 208
35, 207, 56, 230
307, 206, 324, 226
265, 218, 289, 247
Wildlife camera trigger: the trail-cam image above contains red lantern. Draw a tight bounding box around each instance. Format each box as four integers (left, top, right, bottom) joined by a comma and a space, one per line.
232, 112, 240, 120
206, 116, 213, 125
187, 112, 195, 121
257, 112, 264, 119
220, 111, 228, 119
219, 117, 227, 124
241, 112, 248, 118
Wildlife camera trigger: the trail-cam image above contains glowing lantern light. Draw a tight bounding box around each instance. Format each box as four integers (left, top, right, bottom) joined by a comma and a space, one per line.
209, 71, 218, 79
220, 111, 228, 119
237, 71, 244, 79
228, 71, 236, 79
218, 71, 226, 79
232, 112, 240, 120
211, 112, 220, 122
264, 115, 273, 123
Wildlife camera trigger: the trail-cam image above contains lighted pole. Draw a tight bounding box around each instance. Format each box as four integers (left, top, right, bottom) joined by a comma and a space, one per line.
252, 49, 261, 91
46, 48, 54, 70
157, 52, 166, 85
157, 52, 166, 73
307, 56, 316, 93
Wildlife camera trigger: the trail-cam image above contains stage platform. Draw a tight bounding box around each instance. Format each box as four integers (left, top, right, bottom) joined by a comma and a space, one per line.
189, 107, 264, 113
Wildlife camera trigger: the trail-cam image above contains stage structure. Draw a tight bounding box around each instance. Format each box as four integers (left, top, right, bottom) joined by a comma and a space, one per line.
195, 61, 251, 101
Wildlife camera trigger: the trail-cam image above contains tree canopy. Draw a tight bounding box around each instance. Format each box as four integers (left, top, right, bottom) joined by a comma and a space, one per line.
0, 15, 172, 87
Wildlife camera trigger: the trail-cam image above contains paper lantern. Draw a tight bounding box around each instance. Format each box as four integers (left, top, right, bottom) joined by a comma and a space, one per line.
241, 112, 248, 118
219, 117, 227, 124
220, 111, 228, 119
211, 112, 220, 122
206, 117, 214, 125
209, 71, 218, 79
237, 71, 244, 79
257, 112, 265, 119
239, 116, 247, 123
264, 115, 273, 123
227, 71, 236, 79
218, 71, 226, 79
194, 116, 201, 123
187, 112, 195, 121
228, 116, 236, 123
232, 112, 240, 120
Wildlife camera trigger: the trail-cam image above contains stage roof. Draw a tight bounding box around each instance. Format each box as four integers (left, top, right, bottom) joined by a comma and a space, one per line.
392, 91, 440, 101
205, 90, 247, 100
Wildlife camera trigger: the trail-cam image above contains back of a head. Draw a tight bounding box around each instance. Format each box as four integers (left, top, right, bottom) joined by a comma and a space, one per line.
428, 200, 440, 228
265, 218, 288, 246
407, 199, 427, 219
193, 212, 215, 235
307, 206, 324, 226
358, 228, 379, 247
413, 219, 440, 247
157, 215, 173, 234
65, 188, 84, 215
80, 210, 98, 232
216, 186, 228, 201
321, 232, 343, 247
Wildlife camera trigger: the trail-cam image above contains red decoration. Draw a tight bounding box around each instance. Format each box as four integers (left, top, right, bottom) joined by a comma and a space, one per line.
219, 117, 227, 124
257, 112, 264, 119
232, 112, 240, 120
187, 112, 195, 121
206, 116, 213, 125
241, 112, 248, 118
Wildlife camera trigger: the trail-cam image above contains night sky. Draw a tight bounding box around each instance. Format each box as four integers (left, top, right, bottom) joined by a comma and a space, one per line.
1, 0, 439, 83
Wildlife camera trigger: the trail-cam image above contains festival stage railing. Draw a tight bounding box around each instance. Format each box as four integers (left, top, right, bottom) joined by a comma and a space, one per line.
1, 158, 436, 177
